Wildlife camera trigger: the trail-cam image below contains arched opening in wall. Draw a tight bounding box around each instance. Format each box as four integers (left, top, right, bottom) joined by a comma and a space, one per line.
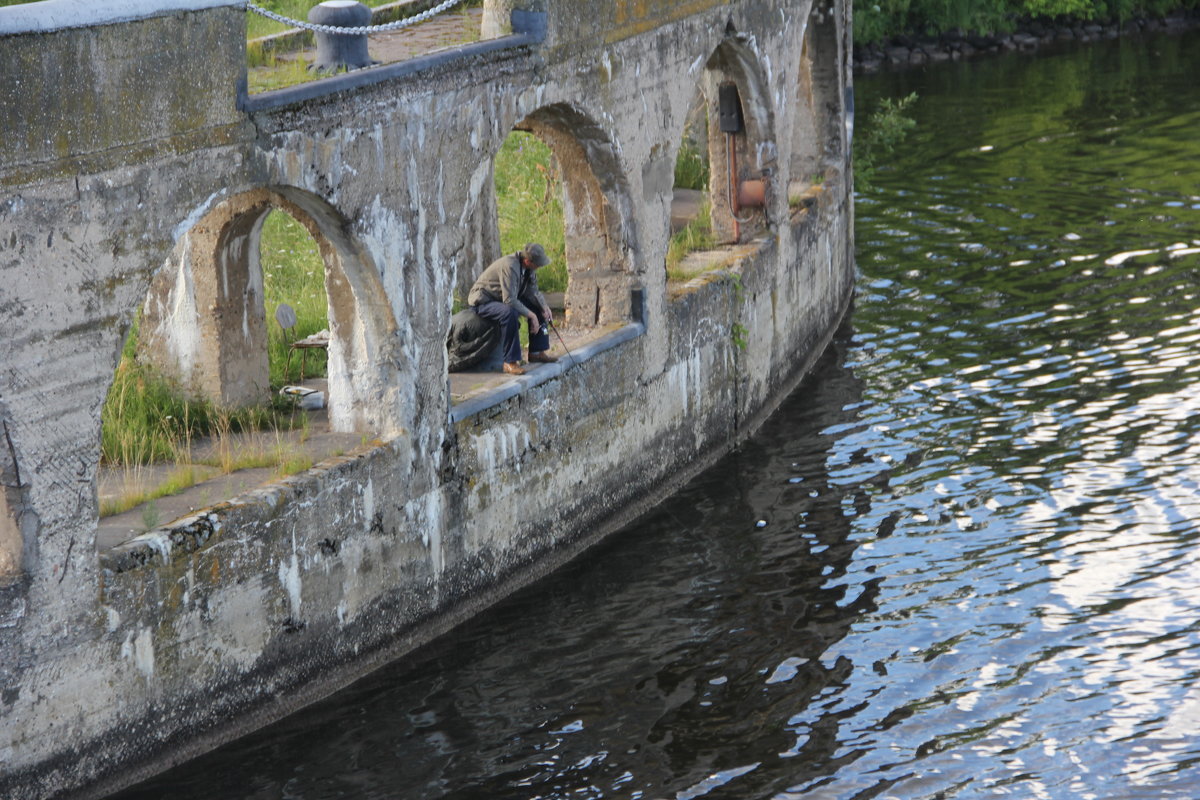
450, 104, 636, 383
508, 105, 635, 329
665, 36, 777, 283
98, 189, 398, 520
702, 36, 778, 245
790, 1, 846, 211
451, 106, 638, 383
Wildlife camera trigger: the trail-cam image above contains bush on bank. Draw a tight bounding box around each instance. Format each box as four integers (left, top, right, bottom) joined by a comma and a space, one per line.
854, 0, 1200, 44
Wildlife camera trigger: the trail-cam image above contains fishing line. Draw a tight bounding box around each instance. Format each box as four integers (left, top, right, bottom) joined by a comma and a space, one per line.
546, 319, 579, 370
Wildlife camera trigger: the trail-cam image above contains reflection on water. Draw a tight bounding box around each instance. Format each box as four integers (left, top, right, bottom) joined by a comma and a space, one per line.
813, 29, 1200, 799
114, 341, 877, 800
114, 30, 1200, 800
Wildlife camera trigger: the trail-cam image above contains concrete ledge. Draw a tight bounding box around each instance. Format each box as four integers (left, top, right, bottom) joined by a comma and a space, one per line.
0, 0, 240, 33
666, 237, 765, 300
99, 438, 398, 575
450, 321, 645, 423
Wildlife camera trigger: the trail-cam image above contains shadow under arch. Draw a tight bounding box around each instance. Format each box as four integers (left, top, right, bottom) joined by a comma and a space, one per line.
514, 102, 638, 326
139, 187, 403, 434
702, 33, 780, 242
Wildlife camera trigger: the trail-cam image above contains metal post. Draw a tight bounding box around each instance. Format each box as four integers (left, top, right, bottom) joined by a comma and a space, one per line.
308, 1, 377, 72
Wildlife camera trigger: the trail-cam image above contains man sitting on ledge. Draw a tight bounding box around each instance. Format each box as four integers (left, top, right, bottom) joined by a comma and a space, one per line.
468, 243, 558, 376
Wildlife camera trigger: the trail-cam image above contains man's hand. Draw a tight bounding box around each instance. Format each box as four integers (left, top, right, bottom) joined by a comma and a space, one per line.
542, 306, 553, 326
528, 311, 541, 330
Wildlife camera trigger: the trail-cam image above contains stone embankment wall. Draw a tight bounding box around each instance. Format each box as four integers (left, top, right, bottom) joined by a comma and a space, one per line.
0, 1, 854, 797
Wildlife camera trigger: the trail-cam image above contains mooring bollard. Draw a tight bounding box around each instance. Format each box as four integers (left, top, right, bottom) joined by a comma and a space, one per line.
308, 0, 377, 72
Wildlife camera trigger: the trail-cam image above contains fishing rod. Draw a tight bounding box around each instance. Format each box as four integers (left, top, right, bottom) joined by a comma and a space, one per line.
544, 318, 578, 369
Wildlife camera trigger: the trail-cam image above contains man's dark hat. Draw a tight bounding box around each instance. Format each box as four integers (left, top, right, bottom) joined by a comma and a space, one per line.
523, 243, 551, 267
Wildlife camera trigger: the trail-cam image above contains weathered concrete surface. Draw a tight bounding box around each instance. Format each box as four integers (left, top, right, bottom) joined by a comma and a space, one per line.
0, 0, 854, 797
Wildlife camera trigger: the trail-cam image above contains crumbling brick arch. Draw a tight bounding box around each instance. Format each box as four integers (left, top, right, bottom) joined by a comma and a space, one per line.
514, 103, 638, 327
703, 34, 780, 243
791, 1, 849, 188
138, 187, 403, 434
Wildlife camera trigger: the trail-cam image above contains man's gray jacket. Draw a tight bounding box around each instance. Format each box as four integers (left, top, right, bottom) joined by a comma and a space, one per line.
467, 253, 547, 318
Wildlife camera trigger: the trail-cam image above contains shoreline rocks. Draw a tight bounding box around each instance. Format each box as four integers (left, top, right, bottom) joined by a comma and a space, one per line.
853, 11, 1200, 72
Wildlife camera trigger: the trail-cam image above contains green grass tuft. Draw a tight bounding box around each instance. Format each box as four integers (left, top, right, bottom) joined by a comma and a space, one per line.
100, 465, 207, 518
249, 54, 325, 93
103, 354, 215, 467
666, 198, 717, 280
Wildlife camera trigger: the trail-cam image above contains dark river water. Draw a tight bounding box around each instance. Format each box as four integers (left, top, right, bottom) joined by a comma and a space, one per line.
113, 30, 1200, 800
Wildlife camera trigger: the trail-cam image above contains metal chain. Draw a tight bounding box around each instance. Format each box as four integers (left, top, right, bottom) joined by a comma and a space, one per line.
247, 0, 466, 36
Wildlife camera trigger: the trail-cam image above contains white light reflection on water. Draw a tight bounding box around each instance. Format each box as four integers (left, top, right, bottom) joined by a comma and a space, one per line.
792, 58, 1200, 799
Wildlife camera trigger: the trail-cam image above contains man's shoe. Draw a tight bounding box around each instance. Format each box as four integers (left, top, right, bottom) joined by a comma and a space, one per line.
529, 351, 558, 364
503, 362, 526, 375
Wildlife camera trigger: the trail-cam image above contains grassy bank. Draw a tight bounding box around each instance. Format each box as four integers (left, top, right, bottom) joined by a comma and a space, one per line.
494, 132, 568, 294
856, 0, 1199, 44
261, 211, 330, 386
